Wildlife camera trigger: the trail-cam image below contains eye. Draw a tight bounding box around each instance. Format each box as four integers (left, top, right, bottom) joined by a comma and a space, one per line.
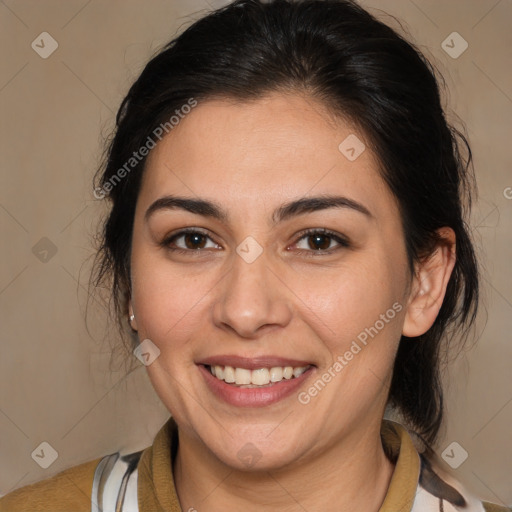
162, 228, 221, 252
292, 229, 350, 254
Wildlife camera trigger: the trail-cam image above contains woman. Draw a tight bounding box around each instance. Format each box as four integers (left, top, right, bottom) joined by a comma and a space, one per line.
1, 0, 509, 511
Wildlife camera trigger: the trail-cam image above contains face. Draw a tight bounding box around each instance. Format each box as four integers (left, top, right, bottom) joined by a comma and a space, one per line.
129, 92, 412, 470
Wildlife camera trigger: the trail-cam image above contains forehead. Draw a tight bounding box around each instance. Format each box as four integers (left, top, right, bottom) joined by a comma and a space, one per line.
139, 92, 391, 215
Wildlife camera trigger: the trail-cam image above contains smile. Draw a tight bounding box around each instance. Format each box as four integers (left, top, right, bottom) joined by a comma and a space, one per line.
206, 364, 311, 387
197, 357, 316, 407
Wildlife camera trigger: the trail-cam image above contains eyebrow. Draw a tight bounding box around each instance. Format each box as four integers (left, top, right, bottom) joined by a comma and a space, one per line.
145, 196, 228, 223
273, 195, 372, 222
144, 194, 373, 224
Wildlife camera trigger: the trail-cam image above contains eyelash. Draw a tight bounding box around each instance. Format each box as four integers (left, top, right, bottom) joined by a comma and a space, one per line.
160, 227, 350, 257
292, 228, 351, 257
160, 228, 216, 256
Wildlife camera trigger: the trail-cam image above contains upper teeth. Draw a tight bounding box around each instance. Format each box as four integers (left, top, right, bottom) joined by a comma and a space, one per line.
209, 365, 309, 386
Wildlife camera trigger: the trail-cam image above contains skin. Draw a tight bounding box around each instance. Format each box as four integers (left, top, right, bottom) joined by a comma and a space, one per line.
128, 92, 456, 512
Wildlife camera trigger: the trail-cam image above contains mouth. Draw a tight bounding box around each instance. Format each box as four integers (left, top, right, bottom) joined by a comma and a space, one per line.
196, 356, 316, 407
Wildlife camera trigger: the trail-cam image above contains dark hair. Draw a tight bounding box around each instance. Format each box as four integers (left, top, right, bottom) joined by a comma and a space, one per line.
92, 0, 479, 445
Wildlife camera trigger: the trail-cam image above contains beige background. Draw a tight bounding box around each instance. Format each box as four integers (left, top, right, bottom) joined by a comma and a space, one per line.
0, 0, 511, 505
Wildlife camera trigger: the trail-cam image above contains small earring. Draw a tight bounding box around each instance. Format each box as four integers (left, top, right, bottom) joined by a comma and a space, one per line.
129, 314, 135, 322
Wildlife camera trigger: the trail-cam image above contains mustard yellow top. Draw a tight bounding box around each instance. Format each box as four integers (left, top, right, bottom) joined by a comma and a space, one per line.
1, 418, 509, 511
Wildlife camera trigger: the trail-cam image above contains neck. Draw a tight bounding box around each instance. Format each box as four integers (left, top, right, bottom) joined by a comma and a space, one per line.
173, 417, 395, 512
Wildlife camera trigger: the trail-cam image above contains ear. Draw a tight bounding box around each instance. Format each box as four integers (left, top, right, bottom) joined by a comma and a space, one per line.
128, 302, 138, 331
402, 227, 456, 338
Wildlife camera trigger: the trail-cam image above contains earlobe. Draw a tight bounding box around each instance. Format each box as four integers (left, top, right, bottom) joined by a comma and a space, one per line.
128, 302, 138, 331
402, 228, 456, 338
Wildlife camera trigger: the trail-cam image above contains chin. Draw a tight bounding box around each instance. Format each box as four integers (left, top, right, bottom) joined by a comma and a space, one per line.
199, 423, 309, 472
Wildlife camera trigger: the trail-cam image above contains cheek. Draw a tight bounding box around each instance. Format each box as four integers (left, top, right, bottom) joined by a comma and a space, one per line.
293, 258, 404, 350
298, 262, 406, 404
130, 250, 216, 353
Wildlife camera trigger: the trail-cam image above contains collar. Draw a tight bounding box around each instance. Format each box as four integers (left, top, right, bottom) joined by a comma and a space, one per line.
379, 420, 421, 511
137, 417, 421, 512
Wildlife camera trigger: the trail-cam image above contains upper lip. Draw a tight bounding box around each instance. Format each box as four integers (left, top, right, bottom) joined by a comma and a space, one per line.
197, 355, 314, 370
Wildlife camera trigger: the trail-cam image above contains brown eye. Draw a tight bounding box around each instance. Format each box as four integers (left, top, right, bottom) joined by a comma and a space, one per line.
307, 234, 332, 250
163, 229, 221, 252
293, 229, 350, 254
183, 232, 207, 249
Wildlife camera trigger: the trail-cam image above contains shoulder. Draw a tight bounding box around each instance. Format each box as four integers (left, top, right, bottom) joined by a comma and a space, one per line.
0, 456, 103, 512
384, 421, 511, 512
415, 447, 511, 512
483, 502, 512, 512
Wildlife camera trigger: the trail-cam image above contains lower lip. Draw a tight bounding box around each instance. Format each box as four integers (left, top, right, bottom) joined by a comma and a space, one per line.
198, 364, 314, 407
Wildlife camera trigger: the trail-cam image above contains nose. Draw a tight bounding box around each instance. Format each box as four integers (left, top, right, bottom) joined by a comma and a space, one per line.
212, 253, 292, 339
